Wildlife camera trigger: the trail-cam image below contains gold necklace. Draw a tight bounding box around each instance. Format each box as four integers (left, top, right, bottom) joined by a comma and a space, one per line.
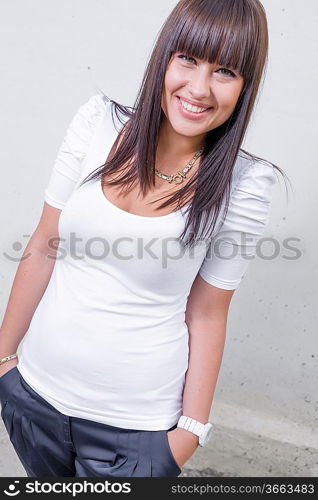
155, 147, 204, 185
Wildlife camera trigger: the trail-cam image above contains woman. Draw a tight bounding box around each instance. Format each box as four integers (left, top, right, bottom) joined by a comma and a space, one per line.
0, 0, 289, 478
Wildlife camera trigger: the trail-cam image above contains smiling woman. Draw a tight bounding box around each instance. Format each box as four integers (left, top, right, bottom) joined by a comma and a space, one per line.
79, 0, 289, 248
0, 0, 291, 479
161, 51, 245, 138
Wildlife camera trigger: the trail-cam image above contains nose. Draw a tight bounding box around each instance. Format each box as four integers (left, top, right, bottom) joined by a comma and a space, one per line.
188, 68, 211, 100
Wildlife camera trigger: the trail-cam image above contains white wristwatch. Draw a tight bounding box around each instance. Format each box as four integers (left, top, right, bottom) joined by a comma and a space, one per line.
177, 415, 213, 447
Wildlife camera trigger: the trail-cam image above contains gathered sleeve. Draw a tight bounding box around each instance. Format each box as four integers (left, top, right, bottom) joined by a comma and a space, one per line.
198, 161, 277, 290
44, 94, 107, 210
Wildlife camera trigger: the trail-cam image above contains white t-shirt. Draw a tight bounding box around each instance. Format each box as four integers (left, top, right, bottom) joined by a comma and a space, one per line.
17, 94, 277, 430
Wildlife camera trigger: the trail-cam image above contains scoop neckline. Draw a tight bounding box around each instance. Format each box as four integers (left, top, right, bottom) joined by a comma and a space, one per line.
96, 102, 191, 220
99, 178, 190, 220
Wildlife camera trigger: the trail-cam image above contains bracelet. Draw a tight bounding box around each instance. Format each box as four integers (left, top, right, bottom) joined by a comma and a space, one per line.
0, 353, 18, 365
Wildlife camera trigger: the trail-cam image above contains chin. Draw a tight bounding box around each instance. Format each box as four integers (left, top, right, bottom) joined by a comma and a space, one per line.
168, 118, 203, 136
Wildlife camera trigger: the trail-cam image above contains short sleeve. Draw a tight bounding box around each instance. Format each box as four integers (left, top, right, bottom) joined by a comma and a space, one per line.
198, 161, 277, 290
44, 94, 107, 209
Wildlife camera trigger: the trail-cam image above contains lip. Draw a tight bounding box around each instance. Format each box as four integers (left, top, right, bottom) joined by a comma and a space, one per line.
176, 96, 213, 120
177, 96, 212, 109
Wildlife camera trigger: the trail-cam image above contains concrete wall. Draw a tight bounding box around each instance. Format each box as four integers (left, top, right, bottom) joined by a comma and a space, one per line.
0, 0, 317, 477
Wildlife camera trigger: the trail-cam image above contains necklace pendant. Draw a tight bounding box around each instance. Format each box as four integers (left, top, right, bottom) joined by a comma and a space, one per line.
173, 173, 184, 184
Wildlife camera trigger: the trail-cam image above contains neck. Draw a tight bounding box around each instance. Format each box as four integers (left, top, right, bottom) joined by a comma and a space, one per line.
156, 118, 206, 167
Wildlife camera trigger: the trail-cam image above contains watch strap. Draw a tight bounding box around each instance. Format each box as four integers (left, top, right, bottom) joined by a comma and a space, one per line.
177, 415, 205, 437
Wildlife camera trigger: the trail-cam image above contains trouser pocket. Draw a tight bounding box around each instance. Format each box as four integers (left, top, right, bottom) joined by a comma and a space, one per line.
162, 428, 182, 475
0, 366, 28, 437
1, 399, 15, 439
161, 422, 182, 475
148, 423, 182, 477
0, 366, 20, 407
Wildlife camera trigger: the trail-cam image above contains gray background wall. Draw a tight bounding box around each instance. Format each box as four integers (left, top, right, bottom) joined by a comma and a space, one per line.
0, 0, 317, 476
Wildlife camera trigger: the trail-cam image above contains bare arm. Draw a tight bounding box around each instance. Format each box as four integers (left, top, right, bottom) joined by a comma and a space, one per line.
183, 274, 235, 424
168, 274, 235, 467
0, 202, 61, 376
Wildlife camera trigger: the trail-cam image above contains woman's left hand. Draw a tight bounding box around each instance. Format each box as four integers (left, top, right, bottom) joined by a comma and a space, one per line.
167, 427, 199, 468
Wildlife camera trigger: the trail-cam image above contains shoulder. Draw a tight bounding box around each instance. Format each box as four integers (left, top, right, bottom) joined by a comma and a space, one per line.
231, 151, 277, 197
75, 94, 112, 127
80, 94, 132, 136
62, 94, 114, 154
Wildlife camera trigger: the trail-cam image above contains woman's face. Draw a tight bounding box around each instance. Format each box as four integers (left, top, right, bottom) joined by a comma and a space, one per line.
161, 52, 245, 142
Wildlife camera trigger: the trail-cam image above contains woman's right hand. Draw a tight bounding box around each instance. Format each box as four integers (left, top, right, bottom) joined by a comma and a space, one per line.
0, 358, 18, 378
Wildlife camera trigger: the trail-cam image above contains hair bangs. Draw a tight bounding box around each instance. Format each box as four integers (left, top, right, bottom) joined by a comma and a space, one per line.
170, 0, 261, 80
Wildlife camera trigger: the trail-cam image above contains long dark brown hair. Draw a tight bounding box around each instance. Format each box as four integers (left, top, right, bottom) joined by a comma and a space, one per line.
80, 0, 291, 249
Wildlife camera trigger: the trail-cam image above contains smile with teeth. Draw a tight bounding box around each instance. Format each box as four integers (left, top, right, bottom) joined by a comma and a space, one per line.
178, 97, 211, 113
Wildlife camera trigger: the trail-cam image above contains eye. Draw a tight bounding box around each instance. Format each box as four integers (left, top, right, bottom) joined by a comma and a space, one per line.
176, 54, 237, 77
177, 54, 196, 64
217, 68, 236, 78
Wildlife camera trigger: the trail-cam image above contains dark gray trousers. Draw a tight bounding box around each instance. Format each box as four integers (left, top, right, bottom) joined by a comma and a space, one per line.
0, 366, 182, 477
